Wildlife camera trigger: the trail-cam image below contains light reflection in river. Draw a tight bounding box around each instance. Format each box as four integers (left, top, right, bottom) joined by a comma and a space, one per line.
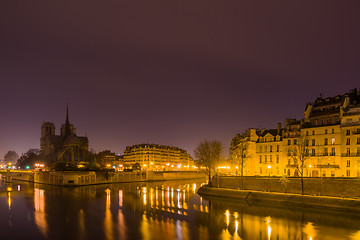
1, 178, 360, 240
34, 188, 47, 238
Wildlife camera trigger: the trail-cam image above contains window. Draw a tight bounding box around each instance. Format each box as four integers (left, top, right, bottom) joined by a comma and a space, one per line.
357, 138, 360, 144
311, 149, 315, 156
260, 167, 262, 174
346, 130, 350, 135
357, 148, 360, 156
265, 155, 267, 163
288, 140, 291, 145
306, 131, 309, 136
270, 145, 273, 152
331, 170, 335, 177
276, 155, 279, 163
312, 130, 315, 135
331, 147, 335, 156
270, 155, 273, 163
346, 138, 350, 145
347, 148, 351, 156
264, 146, 267, 152
259, 156, 262, 163
324, 148, 328, 156
325, 129, 328, 134
332, 129, 334, 134
312, 139, 315, 146
305, 140, 309, 146
331, 138, 335, 145
259, 146, 262, 153
294, 139, 297, 145
305, 149, 309, 156
288, 159, 291, 165
284, 169, 286, 174
324, 138, 328, 145
346, 170, 350, 177
276, 145, 279, 152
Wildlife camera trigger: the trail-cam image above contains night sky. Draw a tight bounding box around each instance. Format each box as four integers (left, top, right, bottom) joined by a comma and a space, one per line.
1, 1, 360, 159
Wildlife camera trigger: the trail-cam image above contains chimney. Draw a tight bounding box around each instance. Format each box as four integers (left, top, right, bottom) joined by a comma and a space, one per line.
277, 123, 281, 134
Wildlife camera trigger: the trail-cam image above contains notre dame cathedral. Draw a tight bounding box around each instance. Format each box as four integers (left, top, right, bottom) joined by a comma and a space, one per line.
40, 106, 90, 164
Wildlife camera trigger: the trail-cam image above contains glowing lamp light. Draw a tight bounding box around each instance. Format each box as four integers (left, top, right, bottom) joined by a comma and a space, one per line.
119, 164, 123, 168
166, 163, 170, 166
267, 165, 271, 169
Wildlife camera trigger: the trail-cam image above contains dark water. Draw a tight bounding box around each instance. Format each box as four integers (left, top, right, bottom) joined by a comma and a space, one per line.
1, 176, 359, 240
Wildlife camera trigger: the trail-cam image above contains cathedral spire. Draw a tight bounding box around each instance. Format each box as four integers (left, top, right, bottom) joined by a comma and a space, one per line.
64, 104, 71, 136
66, 104, 69, 125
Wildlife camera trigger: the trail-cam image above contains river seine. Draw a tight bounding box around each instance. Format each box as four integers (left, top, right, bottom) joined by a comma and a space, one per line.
0, 177, 359, 240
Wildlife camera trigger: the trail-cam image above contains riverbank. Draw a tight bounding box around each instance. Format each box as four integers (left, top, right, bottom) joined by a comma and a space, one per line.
198, 185, 360, 213
1, 170, 206, 186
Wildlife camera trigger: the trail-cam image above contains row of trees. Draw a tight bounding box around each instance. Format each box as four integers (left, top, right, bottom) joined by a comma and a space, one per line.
194, 136, 311, 195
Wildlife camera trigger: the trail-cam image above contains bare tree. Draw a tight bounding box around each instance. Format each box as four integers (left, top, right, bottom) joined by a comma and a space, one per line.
232, 141, 249, 190
194, 140, 223, 185
287, 136, 309, 195
4, 150, 19, 164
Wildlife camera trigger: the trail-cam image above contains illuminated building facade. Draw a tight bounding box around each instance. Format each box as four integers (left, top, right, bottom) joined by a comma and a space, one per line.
123, 144, 194, 171
40, 106, 89, 163
231, 89, 360, 177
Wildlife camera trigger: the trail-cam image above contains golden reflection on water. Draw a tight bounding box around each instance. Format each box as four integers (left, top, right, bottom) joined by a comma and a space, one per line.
8, 180, 358, 240
303, 222, 316, 240
78, 209, 85, 240
104, 188, 113, 240
7, 192, 11, 209
34, 188, 47, 237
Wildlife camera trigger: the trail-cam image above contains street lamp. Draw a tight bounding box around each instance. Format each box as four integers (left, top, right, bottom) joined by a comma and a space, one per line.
309, 165, 312, 177
267, 165, 271, 177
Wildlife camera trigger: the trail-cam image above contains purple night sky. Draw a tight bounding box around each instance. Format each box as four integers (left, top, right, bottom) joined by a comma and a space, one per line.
1, 1, 360, 159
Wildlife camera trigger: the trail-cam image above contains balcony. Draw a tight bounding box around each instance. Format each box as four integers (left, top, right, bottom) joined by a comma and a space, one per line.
341, 153, 360, 157
341, 121, 360, 127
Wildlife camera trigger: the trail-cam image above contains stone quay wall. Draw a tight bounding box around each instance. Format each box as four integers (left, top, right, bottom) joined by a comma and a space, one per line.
2, 170, 206, 186
212, 176, 360, 198
197, 186, 360, 213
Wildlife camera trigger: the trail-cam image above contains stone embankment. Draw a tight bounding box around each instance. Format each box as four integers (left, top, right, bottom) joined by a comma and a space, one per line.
0, 170, 206, 186
198, 185, 360, 212
213, 176, 360, 198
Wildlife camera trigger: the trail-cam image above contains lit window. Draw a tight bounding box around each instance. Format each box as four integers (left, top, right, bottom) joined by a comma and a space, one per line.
331, 138, 335, 145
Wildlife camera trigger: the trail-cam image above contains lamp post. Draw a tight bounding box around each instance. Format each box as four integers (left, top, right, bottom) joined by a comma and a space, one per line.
309, 165, 312, 177
267, 165, 272, 192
